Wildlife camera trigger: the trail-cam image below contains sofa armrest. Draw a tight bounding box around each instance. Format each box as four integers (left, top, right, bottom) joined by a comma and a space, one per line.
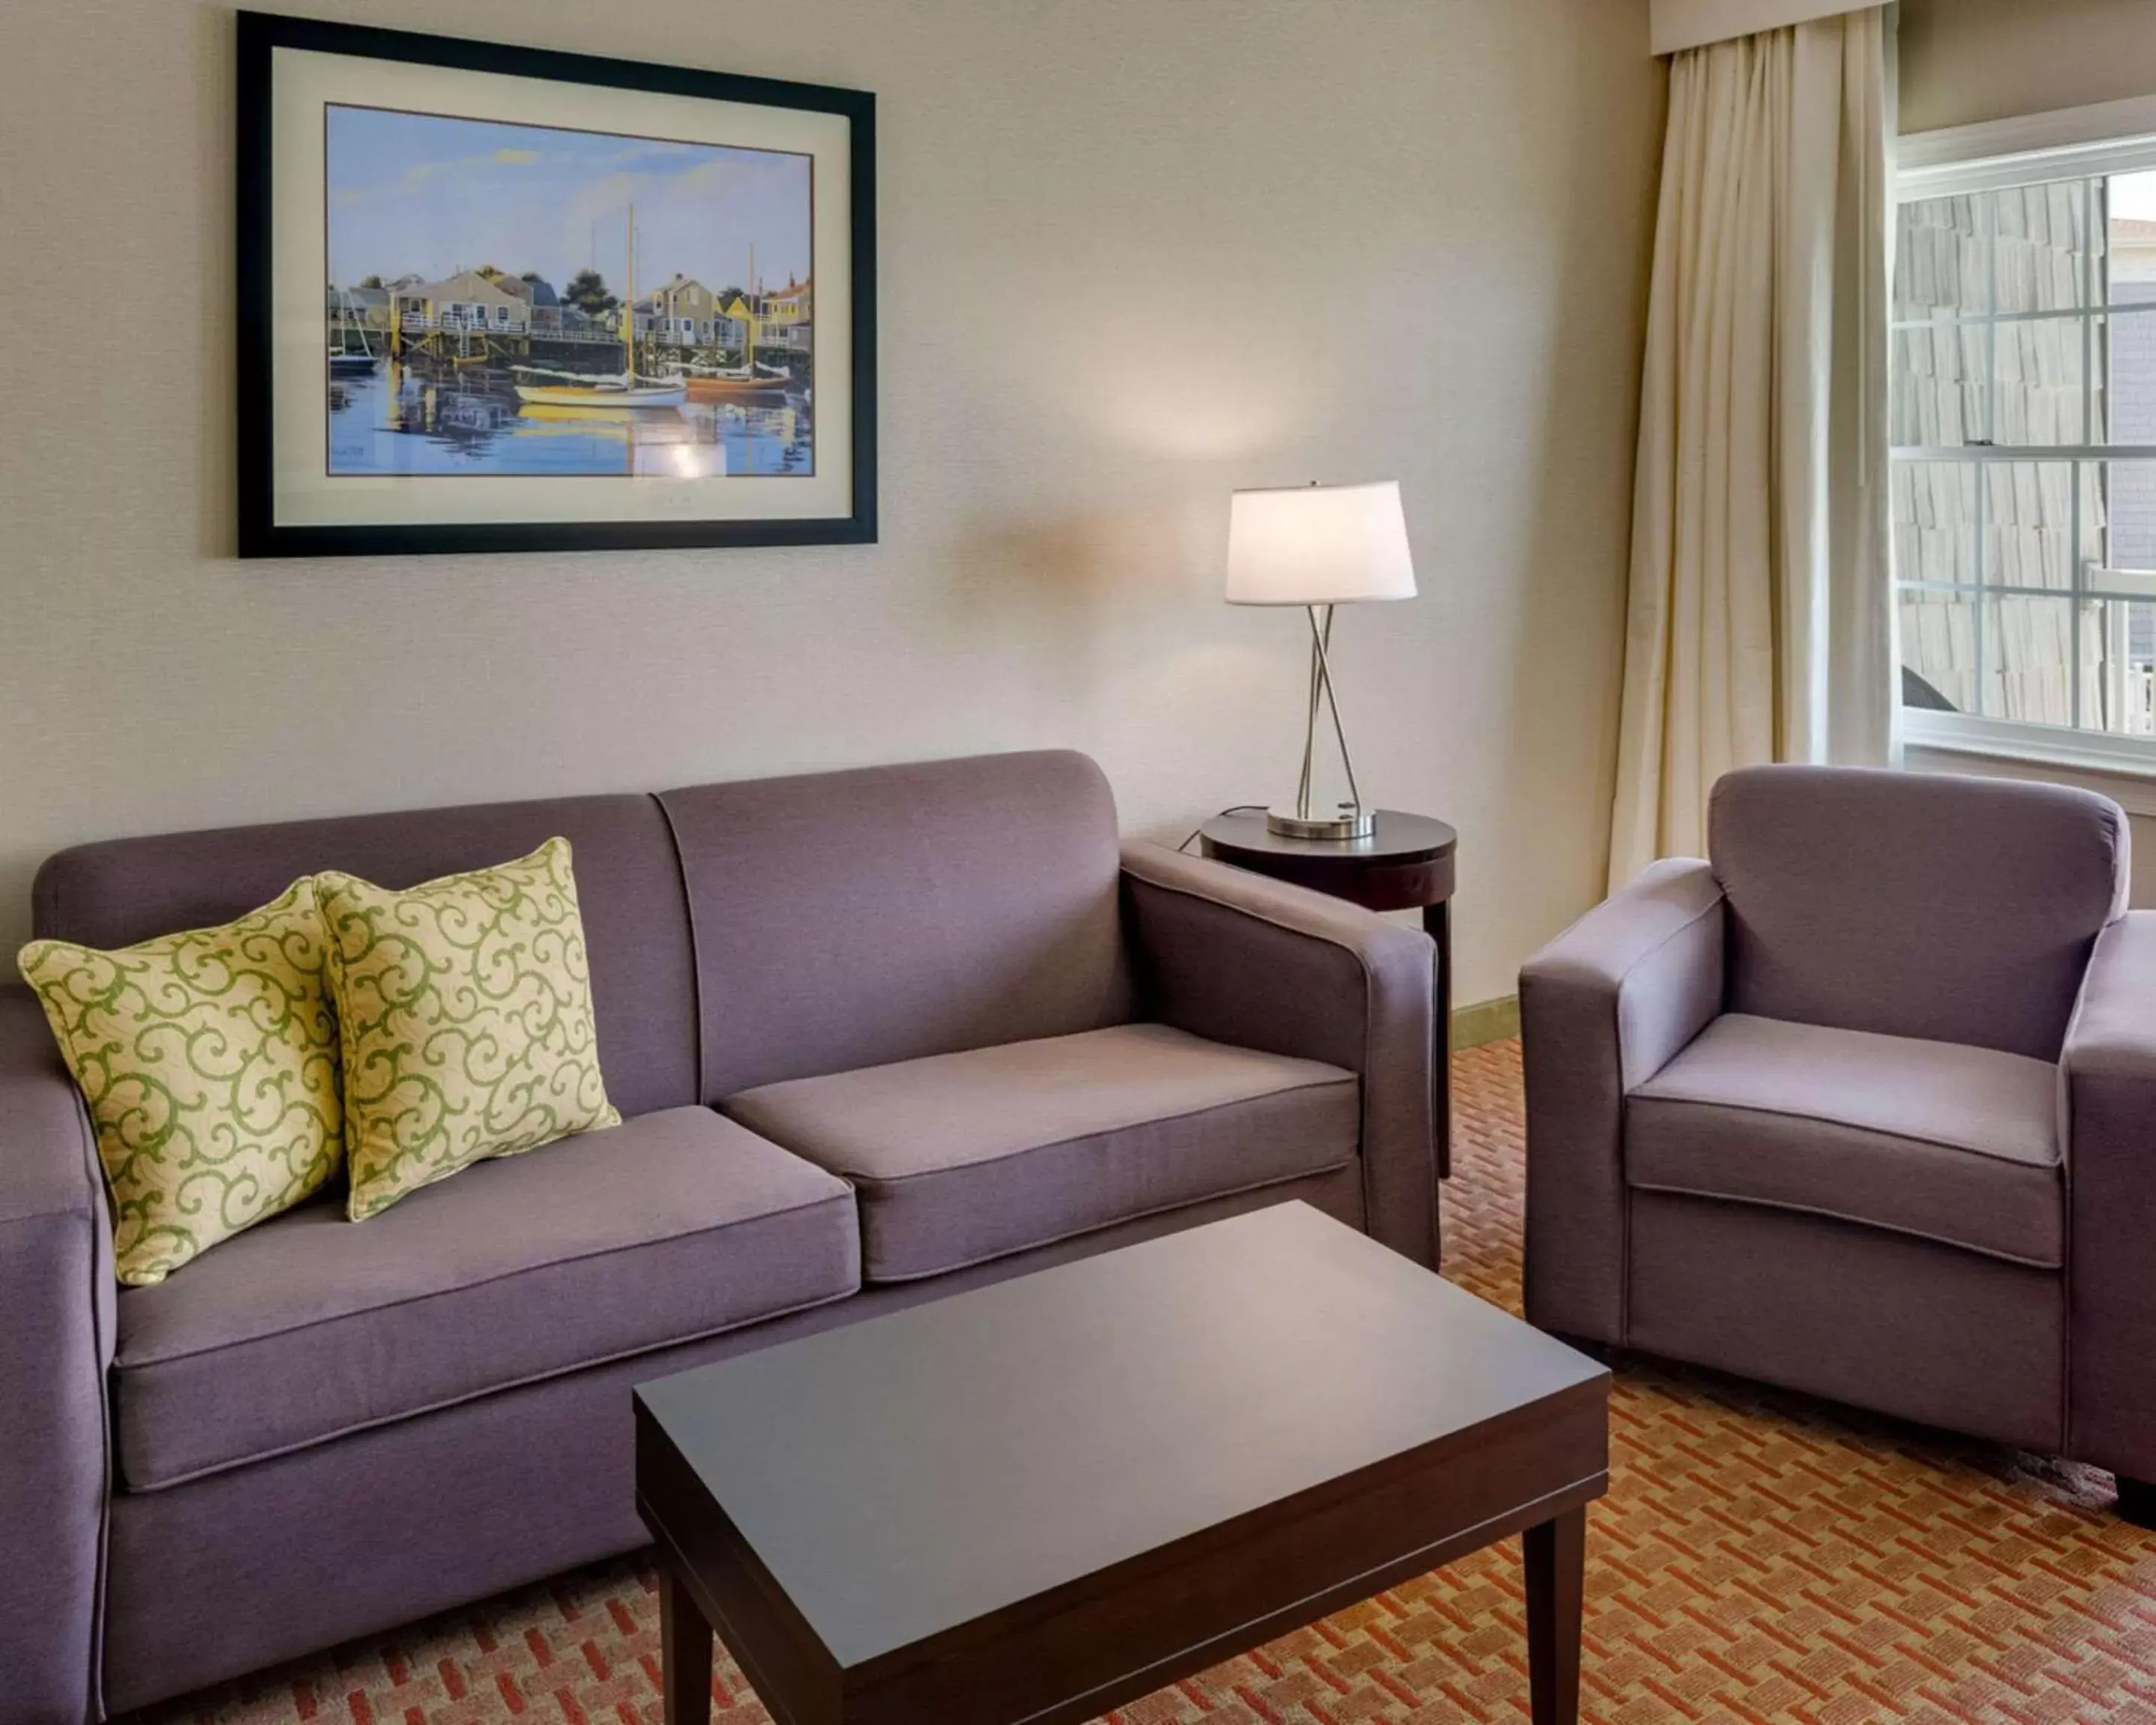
1518, 857, 1726, 1344
1119, 842, 1437, 1266
2062, 910, 2156, 1481
0, 984, 113, 1725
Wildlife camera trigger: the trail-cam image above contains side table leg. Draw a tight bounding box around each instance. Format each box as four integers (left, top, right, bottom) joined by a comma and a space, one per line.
660, 1563, 714, 1725
1524, 1506, 1586, 1725
1422, 901, 1452, 1180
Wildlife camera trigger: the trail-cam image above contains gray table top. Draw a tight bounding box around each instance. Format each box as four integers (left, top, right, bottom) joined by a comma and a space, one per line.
634, 1202, 1602, 1669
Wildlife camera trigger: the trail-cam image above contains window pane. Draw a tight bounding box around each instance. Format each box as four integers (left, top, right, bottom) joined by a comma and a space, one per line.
1980, 179, 2097, 314
1900, 588, 1977, 714
1984, 460, 2085, 589
2113, 311, 2156, 448
1989, 314, 2098, 445
1895, 194, 1985, 322
1986, 594, 2076, 723
2082, 599, 2156, 736
1891, 461, 1977, 586
2108, 168, 2156, 310
1891, 320, 1985, 445
2103, 458, 2156, 575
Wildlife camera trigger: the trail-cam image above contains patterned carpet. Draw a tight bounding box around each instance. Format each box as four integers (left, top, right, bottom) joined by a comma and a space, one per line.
127, 1041, 2156, 1725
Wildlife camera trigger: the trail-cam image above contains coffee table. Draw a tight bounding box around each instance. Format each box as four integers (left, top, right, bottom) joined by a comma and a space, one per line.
634, 1202, 1609, 1725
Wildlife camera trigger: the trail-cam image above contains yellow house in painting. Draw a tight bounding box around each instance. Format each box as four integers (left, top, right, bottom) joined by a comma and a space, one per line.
757, 276, 811, 352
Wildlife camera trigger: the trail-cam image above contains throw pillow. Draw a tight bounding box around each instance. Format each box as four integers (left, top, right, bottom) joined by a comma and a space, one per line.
18, 879, 343, 1286
316, 836, 619, 1220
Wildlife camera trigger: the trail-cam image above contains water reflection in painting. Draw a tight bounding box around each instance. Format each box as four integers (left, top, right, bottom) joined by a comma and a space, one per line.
326, 364, 808, 478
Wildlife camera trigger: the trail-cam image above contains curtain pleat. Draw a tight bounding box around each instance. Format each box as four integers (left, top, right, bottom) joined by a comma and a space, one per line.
1607, 7, 1894, 890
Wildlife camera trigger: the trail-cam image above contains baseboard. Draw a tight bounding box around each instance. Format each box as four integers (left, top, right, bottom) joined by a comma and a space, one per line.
1450, 994, 1519, 1051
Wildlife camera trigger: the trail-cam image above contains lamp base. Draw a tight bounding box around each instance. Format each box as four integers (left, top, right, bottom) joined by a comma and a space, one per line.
1266, 808, 1376, 841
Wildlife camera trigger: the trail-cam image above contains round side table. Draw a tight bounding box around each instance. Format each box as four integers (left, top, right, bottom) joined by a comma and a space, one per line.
1198, 810, 1458, 1180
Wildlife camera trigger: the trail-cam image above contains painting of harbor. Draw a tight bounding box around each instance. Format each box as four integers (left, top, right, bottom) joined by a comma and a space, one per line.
323, 104, 814, 478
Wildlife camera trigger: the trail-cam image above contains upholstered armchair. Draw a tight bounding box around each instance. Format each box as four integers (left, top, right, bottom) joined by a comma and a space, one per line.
1520, 764, 2156, 1520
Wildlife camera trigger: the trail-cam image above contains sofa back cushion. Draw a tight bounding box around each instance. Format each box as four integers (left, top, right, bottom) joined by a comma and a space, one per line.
31, 795, 698, 1118
660, 750, 1135, 1098
1710, 764, 2128, 1061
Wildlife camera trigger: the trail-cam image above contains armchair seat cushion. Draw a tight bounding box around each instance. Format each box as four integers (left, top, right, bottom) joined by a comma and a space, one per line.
112, 1108, 859, 1491
723, 1023, 1359, 1281
1626, 1013, 2062, 1268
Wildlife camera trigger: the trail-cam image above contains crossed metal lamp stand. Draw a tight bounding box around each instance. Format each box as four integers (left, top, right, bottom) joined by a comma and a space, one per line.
1225, 479, 1418, 841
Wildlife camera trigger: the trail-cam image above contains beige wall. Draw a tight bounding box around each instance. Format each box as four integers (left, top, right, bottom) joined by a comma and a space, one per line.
1900, 0, 2156, 135
0, 0, 1663, 1008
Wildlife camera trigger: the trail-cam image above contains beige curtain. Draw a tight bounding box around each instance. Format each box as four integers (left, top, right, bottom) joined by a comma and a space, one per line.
1607, 7, 1895, 889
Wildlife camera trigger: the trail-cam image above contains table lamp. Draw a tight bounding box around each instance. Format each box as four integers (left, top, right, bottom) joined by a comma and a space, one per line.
1226, 479, 1416, 839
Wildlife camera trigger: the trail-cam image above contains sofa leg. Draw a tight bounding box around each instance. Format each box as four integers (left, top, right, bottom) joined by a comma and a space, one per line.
2117, 1476, 2156, 1530
1546, 1330, 1614, 1366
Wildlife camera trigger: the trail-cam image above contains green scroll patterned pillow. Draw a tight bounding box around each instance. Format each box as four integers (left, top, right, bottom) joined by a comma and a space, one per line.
17, 880, 343, 1286
316, 837, 618, 1221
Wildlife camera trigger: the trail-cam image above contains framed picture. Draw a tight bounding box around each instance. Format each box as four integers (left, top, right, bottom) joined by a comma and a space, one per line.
236, 11, 875, 557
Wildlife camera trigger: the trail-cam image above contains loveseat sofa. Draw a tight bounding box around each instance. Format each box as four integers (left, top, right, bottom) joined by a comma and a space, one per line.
1520, 764, 2156, 1518
1, 749, 1438, 1721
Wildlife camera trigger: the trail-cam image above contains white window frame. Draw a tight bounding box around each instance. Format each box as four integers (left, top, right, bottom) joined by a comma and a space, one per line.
1897, 93, 2156, 785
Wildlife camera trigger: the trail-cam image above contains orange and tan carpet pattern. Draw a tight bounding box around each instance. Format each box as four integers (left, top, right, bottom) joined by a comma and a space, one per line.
130, 1041, 2156, 1725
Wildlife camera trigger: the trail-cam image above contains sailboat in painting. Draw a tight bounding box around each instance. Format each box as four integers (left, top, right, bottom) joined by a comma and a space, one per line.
329, 288, 382, 375
514, 203, 686, 410
666, 248, 791, 401
675, 361, 793, 401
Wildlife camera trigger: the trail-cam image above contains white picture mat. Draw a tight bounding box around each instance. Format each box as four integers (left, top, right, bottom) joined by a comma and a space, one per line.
270, 44, 854, 529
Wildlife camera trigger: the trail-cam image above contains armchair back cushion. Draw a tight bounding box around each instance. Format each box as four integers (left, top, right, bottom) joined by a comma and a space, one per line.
1710, 765, 2128, 1060
31, 796, 698, 1119
661, 751, 1136, 1099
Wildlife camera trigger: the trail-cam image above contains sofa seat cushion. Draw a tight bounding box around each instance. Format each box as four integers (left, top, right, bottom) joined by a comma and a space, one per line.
1627, 1013, 2062, 1267
113, 1108, 859, 1491
723, 1023, 1359, 1282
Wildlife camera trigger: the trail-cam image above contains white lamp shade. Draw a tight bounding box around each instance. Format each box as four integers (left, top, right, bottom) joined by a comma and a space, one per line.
1224, 480, 1416, 606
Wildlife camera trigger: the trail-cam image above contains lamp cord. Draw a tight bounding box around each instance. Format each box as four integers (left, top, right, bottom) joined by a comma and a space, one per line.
1176, 805, 1268, 854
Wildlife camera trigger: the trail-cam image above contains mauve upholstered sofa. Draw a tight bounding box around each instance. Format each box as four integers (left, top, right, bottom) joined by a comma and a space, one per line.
0, 749, 1438, 1722
1520, 764, 2156, 1516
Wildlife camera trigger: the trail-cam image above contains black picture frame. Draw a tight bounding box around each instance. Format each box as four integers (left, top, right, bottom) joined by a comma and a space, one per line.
236, 10, 877, 558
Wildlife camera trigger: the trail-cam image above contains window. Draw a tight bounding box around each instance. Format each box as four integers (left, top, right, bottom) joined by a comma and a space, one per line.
1894, 134, 2156, 765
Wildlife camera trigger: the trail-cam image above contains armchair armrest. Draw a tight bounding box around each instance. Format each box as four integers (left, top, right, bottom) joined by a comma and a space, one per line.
1118, 842, 1437, 1265
1519, 857, 1725, 1343
0, 983, 113, 1725
2062, 910, 2156, 1482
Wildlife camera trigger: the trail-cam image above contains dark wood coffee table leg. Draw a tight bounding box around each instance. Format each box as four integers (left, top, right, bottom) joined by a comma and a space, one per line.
660, 1564, 713, 1725
1524, 1505, 1586, 1725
